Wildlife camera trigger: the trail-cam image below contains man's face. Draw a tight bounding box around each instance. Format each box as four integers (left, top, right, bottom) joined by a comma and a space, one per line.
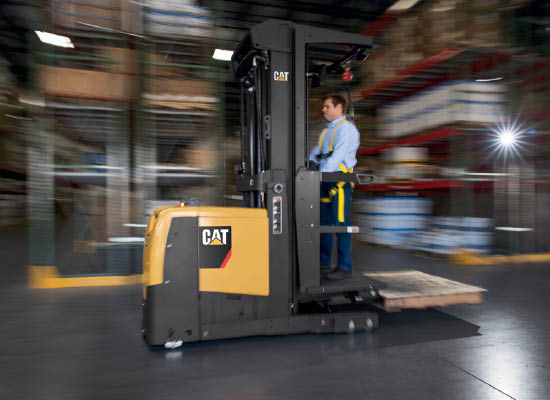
322, 99, 343, 122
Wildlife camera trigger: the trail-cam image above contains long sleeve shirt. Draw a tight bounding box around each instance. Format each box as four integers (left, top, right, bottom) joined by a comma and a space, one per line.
308, 115, 360, 172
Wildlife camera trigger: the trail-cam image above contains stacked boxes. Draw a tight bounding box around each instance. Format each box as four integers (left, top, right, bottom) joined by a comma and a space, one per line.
406, 217, 493, 254
353, 198, 493, 253
353, 197, 432, 246
421, 0, 468, 55
37, 65, 135, 100
360, 0, 506, 87
380, 147, 430, 181
143, 78, 218, 110
378, 81, 507, 138
466, 11, 503, 47
52, 0, 122, 30
387, 14, 425, 70
464, 0, 505, 47
143, 0, 213, 37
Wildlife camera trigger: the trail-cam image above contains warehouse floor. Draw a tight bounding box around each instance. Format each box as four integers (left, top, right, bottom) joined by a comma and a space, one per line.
1, 227, 548, 400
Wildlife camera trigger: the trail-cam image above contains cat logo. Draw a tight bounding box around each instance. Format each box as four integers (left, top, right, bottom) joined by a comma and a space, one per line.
202, 228, 230, 246
273, 71, 289, 82
199, 226, 232, 269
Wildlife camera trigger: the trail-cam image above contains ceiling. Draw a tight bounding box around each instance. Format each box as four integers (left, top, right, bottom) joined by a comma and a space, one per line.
0, 0, 395, 82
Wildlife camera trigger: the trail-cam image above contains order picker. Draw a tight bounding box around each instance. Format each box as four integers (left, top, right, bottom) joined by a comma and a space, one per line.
141, 19, 484, 347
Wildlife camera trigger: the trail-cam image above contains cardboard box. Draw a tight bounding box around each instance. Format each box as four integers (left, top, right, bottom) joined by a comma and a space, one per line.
98, 46, 137, 75
178, 149, 217, 168
37, 65, 135, 100
421, 1, 468, 54
53, 0, 121, 30
465, 11, 503, 46
143, 77, 218, 109
387, 14, 424, 53
145, 52, 191, 78
146, 77, 215, 96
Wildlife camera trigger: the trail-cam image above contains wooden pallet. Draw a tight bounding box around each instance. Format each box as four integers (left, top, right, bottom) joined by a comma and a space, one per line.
364, 270, 486, 312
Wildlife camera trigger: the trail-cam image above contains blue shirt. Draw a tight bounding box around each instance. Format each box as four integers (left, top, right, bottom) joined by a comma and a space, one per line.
309, 116, 360, 172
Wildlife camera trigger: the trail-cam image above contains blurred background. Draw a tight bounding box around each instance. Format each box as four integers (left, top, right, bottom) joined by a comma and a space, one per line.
0, 0, 548, 278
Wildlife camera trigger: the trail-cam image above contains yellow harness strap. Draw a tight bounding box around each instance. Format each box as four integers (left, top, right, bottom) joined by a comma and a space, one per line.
319, 121, 354, 223
338, 164, 354, 188
318, 128, 328, 149
336, 164, 354, 222
318, 120, 347, 152
338, 164, 352, 173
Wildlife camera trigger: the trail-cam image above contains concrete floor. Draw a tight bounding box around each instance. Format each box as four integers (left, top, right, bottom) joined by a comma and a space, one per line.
1, 227, 549, 400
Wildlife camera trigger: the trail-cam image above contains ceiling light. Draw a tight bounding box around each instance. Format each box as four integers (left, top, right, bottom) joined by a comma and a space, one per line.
495, 227, 533, 232
35, 31, 74, 48
475, 77, 503, 82
213, 49, 233, 61
387, 0, 422, 12
19, 96, 45, 107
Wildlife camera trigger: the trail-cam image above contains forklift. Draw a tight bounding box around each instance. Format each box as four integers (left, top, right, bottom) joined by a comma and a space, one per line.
141, 19, 480, 347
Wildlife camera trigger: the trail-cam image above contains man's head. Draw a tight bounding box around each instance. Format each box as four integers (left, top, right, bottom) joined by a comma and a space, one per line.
322, 94, 347, 122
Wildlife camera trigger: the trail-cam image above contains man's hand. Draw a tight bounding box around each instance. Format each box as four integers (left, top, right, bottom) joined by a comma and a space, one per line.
309, 161, 320, 171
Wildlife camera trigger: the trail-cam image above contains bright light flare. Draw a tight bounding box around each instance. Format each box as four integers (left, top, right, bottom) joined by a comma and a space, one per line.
486, 117, 532, 162
498, 129, 517, 147
35, 31, 74, 48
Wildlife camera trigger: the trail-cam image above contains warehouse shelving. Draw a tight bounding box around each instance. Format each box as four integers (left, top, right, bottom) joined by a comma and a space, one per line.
358, 127, 460, 155
0, 189, 26, 194
349, 22, 523, 255
353, 46, 513, 107
356, 180, 494, 192
0, 165, 26, 175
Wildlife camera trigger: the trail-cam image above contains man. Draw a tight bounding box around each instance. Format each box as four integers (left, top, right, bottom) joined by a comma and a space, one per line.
309, 94, 360, 280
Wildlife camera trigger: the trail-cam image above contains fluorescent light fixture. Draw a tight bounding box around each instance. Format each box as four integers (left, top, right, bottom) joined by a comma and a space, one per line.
465, 172, 509, 177
224, 194, 244, 200
387, 0, 422, 12
212, 49, 233, 61
475, 77, 503, 82
431, 6, 455, 12
35, 31, 74, 48
495, 227, 533, 232
19, 96, 45, 107
108, 237, 145, 243
123, 223, 147, 228
5, 114, 32, 120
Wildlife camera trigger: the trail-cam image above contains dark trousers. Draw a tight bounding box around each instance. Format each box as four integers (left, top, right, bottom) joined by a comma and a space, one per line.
320, 181, 353, 271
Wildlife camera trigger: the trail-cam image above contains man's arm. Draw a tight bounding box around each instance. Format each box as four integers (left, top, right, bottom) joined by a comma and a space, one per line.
309, 145, 321, 163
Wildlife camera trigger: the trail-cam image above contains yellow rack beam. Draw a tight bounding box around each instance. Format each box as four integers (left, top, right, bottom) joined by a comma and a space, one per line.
450, 250, 550, 265
28, 266, 142, 288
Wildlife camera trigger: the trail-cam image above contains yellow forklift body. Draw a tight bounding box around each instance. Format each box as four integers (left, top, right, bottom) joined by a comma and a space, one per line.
143, 205, 269, 298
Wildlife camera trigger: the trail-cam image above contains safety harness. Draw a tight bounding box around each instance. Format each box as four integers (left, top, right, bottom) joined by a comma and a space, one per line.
317, 119, 347, 160
318, 120, 355, 223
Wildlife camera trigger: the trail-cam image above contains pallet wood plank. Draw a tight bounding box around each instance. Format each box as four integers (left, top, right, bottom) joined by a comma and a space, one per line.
364, 270, 486, 312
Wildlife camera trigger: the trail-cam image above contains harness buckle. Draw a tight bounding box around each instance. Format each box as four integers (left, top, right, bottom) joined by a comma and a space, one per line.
318, 151, 333, 160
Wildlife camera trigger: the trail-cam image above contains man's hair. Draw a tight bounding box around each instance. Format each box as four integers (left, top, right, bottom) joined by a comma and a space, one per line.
323, 94, 347, 114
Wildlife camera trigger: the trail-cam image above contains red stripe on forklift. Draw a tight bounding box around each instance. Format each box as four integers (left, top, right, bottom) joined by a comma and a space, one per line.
220, 249, 232, 269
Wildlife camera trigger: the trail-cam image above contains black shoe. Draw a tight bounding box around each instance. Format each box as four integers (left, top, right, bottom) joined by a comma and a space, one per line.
326, 268, 352, 280
320, 264, 334, 277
